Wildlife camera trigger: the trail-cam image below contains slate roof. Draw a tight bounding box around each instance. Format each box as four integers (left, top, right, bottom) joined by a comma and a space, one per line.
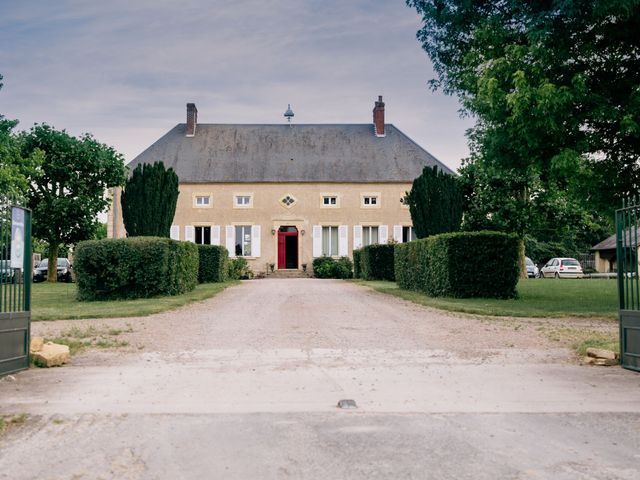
592, 228, 640, 251
128, 123, 454, 183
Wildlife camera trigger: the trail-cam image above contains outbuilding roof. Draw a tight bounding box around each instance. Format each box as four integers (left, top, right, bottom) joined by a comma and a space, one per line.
127, 123, 453, 183
591, 228, 640, 251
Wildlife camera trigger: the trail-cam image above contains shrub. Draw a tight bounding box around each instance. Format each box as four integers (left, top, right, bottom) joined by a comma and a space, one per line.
227, 257, 254, 280
312, 256, 353, 279
74, 237, 198, 301
360, 244, 395, 281
352, 249, 362, 279
197, 245, 228, 283
395, 231, 519, 299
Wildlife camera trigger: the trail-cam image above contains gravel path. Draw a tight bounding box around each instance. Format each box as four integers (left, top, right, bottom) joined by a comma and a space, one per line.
1, 279, 639, 479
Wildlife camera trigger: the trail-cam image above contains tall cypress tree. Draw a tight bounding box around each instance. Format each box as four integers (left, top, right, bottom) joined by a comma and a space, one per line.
406, 165, 463, 239
121, 162, 179, 237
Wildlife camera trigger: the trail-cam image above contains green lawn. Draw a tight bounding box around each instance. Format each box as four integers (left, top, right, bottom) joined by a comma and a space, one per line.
356, 279, 618, 319
32, 281, 238, 321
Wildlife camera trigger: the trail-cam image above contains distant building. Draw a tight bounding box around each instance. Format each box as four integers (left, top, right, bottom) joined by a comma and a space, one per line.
591, 229, 640, 273
108, 97, 452, 274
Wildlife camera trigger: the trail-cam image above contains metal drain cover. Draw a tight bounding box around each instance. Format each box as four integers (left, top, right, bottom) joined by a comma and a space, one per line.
337, 399, 357, 409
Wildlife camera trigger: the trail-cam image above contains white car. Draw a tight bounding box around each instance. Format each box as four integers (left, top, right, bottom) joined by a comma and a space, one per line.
541, 257, 584, 279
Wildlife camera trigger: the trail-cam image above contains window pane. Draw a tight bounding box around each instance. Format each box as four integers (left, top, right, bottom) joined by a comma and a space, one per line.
195, 227, 203, 244
235, 226, 243, 255
371, 226, 379, 244
363, 227, 370, 246
331, 227, 338, 256
331, 197, 336, 205
204, 227, 211, 245
244, 227, 252, 256
322, 227, 330, 256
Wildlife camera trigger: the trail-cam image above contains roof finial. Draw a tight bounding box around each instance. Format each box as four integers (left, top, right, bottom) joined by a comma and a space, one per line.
284, 104, 294, 126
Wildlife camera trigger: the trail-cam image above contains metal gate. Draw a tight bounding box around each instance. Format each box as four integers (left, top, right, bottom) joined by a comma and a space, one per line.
616, 198, 640, 372
0, 202, 32, 376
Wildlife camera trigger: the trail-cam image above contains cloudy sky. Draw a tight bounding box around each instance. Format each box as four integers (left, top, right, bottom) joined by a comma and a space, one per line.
0, 0, 472, 171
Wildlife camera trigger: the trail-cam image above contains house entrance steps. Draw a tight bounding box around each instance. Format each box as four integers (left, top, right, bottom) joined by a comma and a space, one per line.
267, 269, 309, 279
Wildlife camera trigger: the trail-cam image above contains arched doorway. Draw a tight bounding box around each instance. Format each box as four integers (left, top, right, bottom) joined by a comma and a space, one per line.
277, 226, 298, 269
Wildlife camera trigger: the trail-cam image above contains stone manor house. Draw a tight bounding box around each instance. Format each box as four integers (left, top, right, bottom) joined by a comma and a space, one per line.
108, 97, 452, 274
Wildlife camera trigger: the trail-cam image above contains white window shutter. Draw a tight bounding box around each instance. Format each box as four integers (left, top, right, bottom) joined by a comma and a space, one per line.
170, 225, 180, 240
338, 225, 348, 257
226, 226, 236, 257
393, 225, 403, 243
379, 225, 389, 244
312, 226, 322, 258
185, 225, 195, 243
252, 225, 261, 258
353, 225, 363, 249
211, 226, 221, 246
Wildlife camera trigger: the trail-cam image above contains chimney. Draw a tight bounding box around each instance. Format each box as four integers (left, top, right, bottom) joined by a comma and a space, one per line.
186, 103, 198, 137
373, 95, 385, 137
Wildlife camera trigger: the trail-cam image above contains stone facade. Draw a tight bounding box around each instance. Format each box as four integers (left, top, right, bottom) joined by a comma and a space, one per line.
108, 97, 449, 274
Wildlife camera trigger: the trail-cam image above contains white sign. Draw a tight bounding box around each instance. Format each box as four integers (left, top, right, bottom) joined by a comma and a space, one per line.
10, 207, 25, 269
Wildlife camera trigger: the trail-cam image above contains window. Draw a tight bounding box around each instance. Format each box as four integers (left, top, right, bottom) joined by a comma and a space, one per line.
402, 226, 417, 242
363, 195, 378, 206
323, 196, 337, 206
235, 195, 252, 207
362, 226, 379, 246
280, 194, 297, 208
322, 226, 339, 256
235, 225, 252, 256
194, 195, 211, 207
195, 226, 211, 245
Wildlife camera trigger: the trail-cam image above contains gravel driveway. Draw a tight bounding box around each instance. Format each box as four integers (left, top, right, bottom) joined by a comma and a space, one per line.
1, 279, 639, 479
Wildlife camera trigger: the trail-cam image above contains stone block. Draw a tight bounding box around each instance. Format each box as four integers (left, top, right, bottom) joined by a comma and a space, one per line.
29, 337, 44, 353
32, 342, 70, 368
593, 358, 618, 366
586, 348, 617, 360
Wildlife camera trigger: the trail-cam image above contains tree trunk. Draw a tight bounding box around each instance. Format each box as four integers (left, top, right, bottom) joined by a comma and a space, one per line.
47, 243, 59, 283
518, 238, 527, 280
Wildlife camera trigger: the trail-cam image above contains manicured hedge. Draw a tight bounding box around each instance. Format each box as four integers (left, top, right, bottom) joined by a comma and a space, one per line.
197, 245, 228, 283
352, 249, 362, 279
359, 244, 395, 281
395, 231, 519, 299
313, 256, 353, 279
74, 237, 199, 301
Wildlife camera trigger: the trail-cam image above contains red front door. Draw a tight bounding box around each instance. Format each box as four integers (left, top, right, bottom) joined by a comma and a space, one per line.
277, 226, 298, 269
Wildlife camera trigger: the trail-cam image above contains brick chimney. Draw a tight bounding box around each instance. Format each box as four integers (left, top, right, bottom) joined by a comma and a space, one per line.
373, 95, 385, 137
186, 103, 198, 137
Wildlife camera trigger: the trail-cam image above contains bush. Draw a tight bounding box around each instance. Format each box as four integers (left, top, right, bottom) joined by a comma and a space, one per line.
353, 249, 362, 279
360, 244, 395, 281
395, 231, 519, 299
74, 237, 198, 301
312, 256, 353, 279
227, 257, 254, 280
197, 245, 228, 283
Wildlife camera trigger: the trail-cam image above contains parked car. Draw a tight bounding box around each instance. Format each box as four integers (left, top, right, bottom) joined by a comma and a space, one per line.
0, 260, 16, 283
33, 258, 73, 283
540, 257, 584, 279
525, 257, 539, 278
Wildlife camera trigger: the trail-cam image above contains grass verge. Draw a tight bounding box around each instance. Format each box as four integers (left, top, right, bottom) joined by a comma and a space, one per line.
32, 280, 239, 321
355, 279, 617, 319
44, 324, 133, 355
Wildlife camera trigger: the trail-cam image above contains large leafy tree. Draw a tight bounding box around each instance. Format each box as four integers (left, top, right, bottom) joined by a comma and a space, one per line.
406, 165, 463, 238
0, 74, 41, 201
121, 162, 179, 237
407, 0, 640, 274
21, 125, 126, 282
